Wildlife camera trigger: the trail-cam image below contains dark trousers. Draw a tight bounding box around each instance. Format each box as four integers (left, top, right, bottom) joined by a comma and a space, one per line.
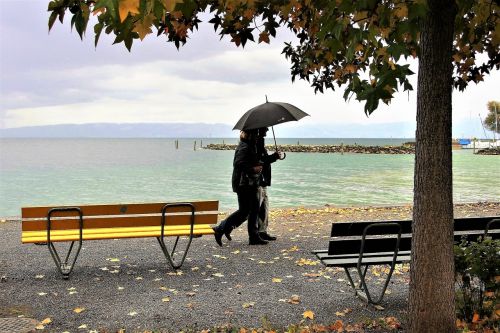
218, 187, 261, 239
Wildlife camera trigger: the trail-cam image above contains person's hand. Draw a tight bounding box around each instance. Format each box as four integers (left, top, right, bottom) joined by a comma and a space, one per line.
274, 151, 284, 159
253, 165, 263, 173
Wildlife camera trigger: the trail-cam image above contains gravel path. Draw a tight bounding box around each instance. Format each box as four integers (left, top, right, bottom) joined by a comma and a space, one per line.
1, 202, 498, 332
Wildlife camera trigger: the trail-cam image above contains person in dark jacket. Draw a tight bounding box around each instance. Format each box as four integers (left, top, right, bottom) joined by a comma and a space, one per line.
256, 127, 282, 241
212, 129, 268, 246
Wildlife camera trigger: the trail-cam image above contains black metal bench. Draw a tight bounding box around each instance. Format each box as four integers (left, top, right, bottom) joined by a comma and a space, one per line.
313, 216, 500, 305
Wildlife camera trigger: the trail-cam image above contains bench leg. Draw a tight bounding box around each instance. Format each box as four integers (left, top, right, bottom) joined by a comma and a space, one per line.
343, 264, 394, 305
356, 264, 395, 304
156, 236, 193, 270
47, 240, 82, 279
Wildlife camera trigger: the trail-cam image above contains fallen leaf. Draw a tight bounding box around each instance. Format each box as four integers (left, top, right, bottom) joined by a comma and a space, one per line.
212, 273, 224, 277
106, 258, 120, 262
118, 286, 124, 290
303, 310, 315, 319
162, 297, 170, 302
73, 307, 85, 313
374, 304, 385, 311
78, 324, 87, 329
35, 275, 44, 279
472, 312, 480, 323
272, 278, 282, 283
329, 320, 344, 330
128, 311, 137, 316
242, 302, 255, 308
37, 292, 47, 296
287, 295, 301, 305
41, 318, 52, 325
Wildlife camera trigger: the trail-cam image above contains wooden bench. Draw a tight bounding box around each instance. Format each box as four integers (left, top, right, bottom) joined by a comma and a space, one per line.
22, 200, 218, 279
313, 216, 500, 305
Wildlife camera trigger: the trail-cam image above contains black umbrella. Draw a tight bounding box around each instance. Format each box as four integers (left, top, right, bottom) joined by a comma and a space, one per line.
233, 98, 309, 159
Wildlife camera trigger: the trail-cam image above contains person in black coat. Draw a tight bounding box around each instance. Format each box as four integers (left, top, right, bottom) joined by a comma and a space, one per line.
256, 127, 282, 241
212, 129, 268, 246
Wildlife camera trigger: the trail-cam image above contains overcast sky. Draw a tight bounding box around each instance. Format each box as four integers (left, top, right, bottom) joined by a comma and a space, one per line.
1, 0, 498, 137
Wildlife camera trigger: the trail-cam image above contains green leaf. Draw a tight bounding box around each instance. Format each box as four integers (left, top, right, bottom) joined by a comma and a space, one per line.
48, 11, 58, 31
94, 22, 104, 47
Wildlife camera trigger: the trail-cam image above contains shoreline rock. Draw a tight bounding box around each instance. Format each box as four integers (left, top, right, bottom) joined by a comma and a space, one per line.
204, 143, 415, 154
476, 148, 500, 155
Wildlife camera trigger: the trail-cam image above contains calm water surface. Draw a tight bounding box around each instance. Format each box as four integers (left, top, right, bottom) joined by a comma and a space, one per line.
0, 138, 498, 217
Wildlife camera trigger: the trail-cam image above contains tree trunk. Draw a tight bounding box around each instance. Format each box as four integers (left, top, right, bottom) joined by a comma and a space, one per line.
408, 0, 457, 332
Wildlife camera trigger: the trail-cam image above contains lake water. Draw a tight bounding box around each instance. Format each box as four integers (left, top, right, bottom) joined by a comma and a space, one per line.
0, 138, 498, 217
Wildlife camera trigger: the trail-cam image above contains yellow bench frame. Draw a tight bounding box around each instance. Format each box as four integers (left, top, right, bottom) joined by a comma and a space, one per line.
22, 201, 218, 279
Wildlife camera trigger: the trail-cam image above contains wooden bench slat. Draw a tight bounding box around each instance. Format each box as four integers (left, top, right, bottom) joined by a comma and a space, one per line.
330, 220, 412, 237
22, 213, 218, 231
328, 236, 412, 255
22, 200, 219, 219
22, 224, 215, 243
316, 250, 411, 260
321, 255, 411, 267
329, 217, 499, 237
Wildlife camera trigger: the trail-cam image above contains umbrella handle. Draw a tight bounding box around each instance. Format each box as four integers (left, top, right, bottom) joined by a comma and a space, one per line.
271, 126, 286, 160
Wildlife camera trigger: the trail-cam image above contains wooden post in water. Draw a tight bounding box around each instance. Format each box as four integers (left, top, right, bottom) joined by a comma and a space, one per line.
341, 142, 344, 155
175, 140, 179, 149
194, 140, 197, 151
200, 140, 203, 148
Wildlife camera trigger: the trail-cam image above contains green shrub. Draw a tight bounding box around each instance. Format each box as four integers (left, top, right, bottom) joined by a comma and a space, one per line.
454, 237, 500, 326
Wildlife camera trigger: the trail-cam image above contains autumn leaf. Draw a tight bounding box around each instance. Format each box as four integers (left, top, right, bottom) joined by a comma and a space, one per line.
472, 312, 480, 323
295, 258, 319, 266
118, 0, 140, 22
133, 14, 154, 40
287, 295, 301, 304
73, 307, 85, 313
329, 320, 344, 330
272, 278, 282, 283
78, 324, 87, 329
259, 32, 270, 44
162, 297, 170, 302
163, 0, 183, 12
36, 317, 52, 329
242, 302, 255, 308
128, 311, 138, 316
303, 310, 315, 319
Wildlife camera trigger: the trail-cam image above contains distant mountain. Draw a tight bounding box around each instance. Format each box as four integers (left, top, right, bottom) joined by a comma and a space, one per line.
0, 123, 234, 138
0, 120, 485, 138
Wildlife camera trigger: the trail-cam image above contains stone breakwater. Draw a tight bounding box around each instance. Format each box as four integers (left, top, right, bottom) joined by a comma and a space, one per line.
476, 148, 500, 155
204, 143, 415, 154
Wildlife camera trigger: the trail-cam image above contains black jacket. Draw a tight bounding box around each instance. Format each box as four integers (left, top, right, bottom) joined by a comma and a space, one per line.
231, 139, 261, 192
257, 138, 279, 187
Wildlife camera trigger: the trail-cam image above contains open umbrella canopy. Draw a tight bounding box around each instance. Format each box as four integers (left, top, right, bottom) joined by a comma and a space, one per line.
233, 101, 309, 130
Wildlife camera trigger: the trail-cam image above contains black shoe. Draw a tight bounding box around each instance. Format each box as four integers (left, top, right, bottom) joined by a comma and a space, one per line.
224, 230, 232, 241
249, 236, 269, 245
259, 232, 277, 241
212, 227, 223, 247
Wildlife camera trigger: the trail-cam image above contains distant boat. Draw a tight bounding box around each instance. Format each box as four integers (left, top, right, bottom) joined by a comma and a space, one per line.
458, 139, 500, 149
